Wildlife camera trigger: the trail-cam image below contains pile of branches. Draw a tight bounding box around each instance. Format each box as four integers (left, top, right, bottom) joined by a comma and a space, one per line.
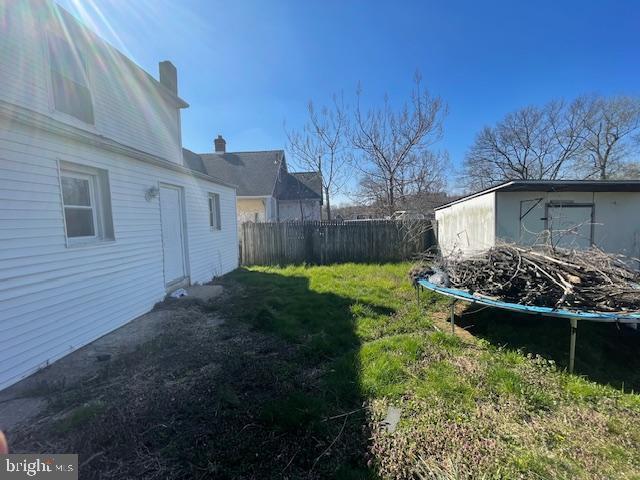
410, 245, 640, 313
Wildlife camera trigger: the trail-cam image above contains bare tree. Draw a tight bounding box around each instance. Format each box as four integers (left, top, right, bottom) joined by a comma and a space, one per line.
287, 95, 349, 220
574, 95, 640, 179
462, 95, 640, 190
612, 161, 640, 179
461, 102, 589, 191
351, 72, 447, 216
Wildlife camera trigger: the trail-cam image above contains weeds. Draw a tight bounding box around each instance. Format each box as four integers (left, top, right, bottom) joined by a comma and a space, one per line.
10, 263, 640, 479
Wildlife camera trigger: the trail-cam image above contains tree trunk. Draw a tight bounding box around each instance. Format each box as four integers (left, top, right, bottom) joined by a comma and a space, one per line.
388, 176, 395, 216
600, 162, 608, 180
324, 187, 331, 221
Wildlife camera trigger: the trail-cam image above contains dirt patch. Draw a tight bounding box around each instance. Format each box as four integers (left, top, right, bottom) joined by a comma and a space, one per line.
0, 308, 183, 431
5, 288, 361, 479
0, 286, 225, 431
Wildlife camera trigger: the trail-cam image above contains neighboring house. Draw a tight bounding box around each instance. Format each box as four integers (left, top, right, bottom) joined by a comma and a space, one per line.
0, 1, 238, 390
184, 136, 322, 223
435, 180, 640, 259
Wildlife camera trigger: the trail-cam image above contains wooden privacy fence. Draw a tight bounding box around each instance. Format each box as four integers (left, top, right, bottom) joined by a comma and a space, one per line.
240, 220, 435, 266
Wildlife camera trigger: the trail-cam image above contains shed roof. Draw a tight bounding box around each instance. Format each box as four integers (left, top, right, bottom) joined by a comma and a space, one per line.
435, 180, 640, 210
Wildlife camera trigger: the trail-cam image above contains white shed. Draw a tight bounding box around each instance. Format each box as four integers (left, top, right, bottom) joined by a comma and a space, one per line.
435, 180, 640, 259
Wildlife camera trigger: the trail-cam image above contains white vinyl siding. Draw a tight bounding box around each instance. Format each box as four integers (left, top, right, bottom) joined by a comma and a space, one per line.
277, 199, 321, 221
0, 1, 183, 164
435, 192, 496, 257
0, 121, 238, 390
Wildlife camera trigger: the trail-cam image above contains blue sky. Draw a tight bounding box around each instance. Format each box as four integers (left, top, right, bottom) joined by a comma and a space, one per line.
58, 0, 639, 199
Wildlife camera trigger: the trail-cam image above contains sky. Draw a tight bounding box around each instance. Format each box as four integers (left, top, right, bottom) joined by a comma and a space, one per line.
57, 0, 640, 201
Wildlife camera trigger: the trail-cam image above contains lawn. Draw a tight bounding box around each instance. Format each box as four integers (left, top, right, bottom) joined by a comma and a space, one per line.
11, 263, 640, 479
224, 264, 640, 479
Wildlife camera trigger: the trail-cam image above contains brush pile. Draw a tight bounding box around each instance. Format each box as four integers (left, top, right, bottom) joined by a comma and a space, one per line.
410, 245, 640, 313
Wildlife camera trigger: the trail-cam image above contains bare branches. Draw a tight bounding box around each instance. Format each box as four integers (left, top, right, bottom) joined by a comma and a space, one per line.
351, 72, 448, 215
573, 95, 640, 179
462, 95, 640, 190
411, 245, 640, 313
286, 94, 350, 220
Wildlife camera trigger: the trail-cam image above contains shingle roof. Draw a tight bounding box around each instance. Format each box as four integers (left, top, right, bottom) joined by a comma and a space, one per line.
197, 150, 285, 196
292, 172, 323, 199
276, 171, 323, 202
182, 148, 207, 174
184, 149, 323, 200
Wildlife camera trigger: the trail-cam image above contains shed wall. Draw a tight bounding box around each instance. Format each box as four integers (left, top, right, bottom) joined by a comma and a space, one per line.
496, 191, 640, 257
435, 192, 496, 256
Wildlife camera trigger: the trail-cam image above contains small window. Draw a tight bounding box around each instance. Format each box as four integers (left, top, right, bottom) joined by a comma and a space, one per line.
60, 162, 114, 244
48, 33, 94, 124
208, 193, 221, 230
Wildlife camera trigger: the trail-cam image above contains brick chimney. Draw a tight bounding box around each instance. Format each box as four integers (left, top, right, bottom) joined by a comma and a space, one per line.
159, 61, 178, 95
214, 135, 226, 153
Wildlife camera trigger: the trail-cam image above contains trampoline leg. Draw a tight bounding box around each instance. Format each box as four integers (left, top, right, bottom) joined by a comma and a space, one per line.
450, 300, 457, 334
569, 318, 578, 374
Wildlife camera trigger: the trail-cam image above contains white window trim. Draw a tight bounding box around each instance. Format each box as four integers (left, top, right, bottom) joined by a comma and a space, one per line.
61, 170, 99, 242
208, 193, 221, 231
58, 161, 114, 247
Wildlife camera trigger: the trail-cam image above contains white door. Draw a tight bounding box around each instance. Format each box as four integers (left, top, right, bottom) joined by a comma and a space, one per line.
547, 204, 593, 249
160, 185, 186, 285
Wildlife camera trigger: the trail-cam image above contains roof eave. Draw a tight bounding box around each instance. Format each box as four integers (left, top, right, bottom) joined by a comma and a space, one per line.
435, 180, 640, 211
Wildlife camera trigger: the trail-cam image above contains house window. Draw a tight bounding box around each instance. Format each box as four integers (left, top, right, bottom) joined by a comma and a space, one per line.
48, 33, 95, 124
208, 193, 221, 230
60, 162, 114, 244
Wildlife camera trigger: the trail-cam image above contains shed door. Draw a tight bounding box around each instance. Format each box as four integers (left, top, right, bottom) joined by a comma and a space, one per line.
547, 204, 593, 249
160, 185, 186, 285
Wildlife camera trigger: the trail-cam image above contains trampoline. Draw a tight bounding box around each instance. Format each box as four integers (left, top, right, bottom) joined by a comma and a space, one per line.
416, 278, 640, 373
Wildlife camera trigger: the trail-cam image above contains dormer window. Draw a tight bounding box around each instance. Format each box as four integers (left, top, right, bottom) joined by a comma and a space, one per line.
48, 33, 94, 124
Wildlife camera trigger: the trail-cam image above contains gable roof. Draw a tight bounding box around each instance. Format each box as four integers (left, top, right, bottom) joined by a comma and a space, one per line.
197, 150, 285, 196
292, 172, 322, 199
186, 149, 323, 201
277, 171, 323, 202
435, 180, 640, 211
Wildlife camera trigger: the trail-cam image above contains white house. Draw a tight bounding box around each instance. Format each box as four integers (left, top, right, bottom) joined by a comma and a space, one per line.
435, 180, 640, 258
0, 1, 239, 390
184, 135, 323, 224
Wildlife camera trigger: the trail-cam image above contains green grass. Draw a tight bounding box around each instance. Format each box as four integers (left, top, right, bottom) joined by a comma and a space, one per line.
224, 263, 640, 479
18, 263, 640, 479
